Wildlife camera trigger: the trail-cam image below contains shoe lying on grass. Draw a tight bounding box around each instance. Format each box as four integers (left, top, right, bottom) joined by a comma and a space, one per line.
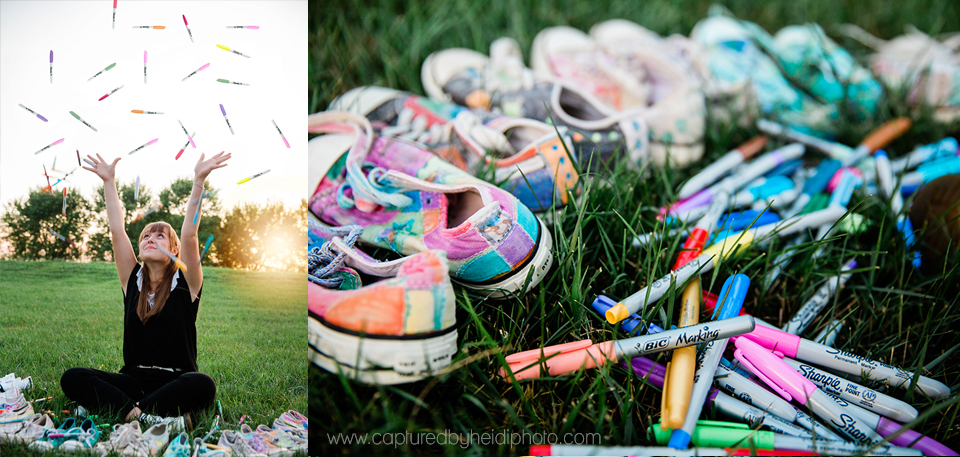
255, 424, 307, 452
0, 373, 32, 393
95, 420, 142, 456
0, 401, 35, 426
218, 429, 267, 457
308, 218, 458, 384
330, 85, 581, 211
308, 110, 554, 297
0, 413, 55, 443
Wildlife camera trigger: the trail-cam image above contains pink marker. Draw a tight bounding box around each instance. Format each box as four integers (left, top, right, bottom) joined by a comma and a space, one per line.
272, 119, 290, 148
226, 26, 259, 29
182, 15, 193, 43
62, 188, 67, 215
181, 63, 209, 82
35, 138, 65, 155
112, 0, 117, 29
826, 166, 863, 192
143, 50, 147, 83
98, 85, 124, 101
128, 138, 159, 155
49, 50, 53, 83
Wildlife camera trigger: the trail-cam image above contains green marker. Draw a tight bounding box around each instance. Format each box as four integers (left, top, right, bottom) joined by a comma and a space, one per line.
217, 78, 249, 86
87, 63, 116, 81
69, 111, 97, 132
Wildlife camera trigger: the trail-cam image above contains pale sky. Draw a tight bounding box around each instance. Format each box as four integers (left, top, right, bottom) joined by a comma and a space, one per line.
0, 0, 307, 215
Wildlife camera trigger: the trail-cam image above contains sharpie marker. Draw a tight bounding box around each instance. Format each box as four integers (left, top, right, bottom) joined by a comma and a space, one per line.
220, 104, 233, 134
678, 136, 767, 199
19, 104, 48, 122
272, 120, 290, 148
899, 155, 960, 192
87, 62, 116, 81
143, 51, 148, 83
182, 15, 193, 42
217, 78, 249, 86
783, 159, 842, 218
226, 26, 260, 29
822, 393, 957, 455
155, 243, 187, 272
237, 169, 270, 184
98, 85, 124, 101
891, 137, 959, 173
34, 138, 64, 155
131, 110, 163, 115
48, 229, 76, 247
182, 63, 209, 81
70, 111, 98, 131
199, 235, 213, 265
62, 188, 67, 215
193, 189, 205, 224
652, 420, 921, 456
500, 315, 755, 380
76, 150, 81, 167
112, 0, 117, 29
840, 117, 912, 167
740, 325, 951, 399
875, 150, 921, 267
133, 25, 165, 29
175, 132, 196, 160
781, 259, 857, 335
50, 51, 53, 83
812, 320, 842, 347
178, 120, 196, 148
134, 176, 140, 203
675, 177, 791, 223
128, 138, 159, 155
757, 119, 853, 161
216, 44, 250, 58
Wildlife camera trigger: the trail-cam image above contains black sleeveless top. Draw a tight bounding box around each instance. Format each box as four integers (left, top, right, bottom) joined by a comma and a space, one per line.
120, 264, 202, 373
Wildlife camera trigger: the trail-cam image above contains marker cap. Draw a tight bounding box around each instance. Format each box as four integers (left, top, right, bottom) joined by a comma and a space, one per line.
861, 117, 912, 151
738, 324, 800, 357
106, 63, 116, 70
734, 337, 817, 404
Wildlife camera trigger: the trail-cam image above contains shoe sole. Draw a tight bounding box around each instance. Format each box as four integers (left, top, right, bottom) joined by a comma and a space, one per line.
453, 217, 554, 298
308, 318, 458, 385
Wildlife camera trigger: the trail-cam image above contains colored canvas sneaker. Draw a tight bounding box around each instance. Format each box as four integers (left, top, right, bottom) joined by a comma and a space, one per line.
308, 217, 458, 384
308, 111, 554, 297
138, 412, 187, 433
218, 430, 267, 457
95, 421, 143, 456
0, 374, 32, 393
29, 417, 75, 451
162, 432, 192, 457
277, 411, 306, 432
194, 438, 231, 457
57, 418, 101, 452
329, 86, 581, 211
533, 25, 707, 167
240, 424, 288, 456
1, 413, 54, 443
422, 38, 650, 170
124, 422, 169, 457
255, 425, 306, 452
0, 401, 34, 425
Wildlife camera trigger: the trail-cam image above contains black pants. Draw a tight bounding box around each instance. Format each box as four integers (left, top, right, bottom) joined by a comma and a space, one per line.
61, 367, 216, 418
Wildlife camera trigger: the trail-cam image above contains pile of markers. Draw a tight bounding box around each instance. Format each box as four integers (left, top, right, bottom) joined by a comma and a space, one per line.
500, 117, 959, 455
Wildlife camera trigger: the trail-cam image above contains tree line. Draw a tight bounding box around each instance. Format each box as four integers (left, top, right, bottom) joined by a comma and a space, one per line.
1, 178, 306, 272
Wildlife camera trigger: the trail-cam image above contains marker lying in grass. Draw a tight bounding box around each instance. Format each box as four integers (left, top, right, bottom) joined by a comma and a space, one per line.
131, 109, 163, 114
226, 25, 259, 29
272, 120, 290, 148
217, 78, 249, 86
181, 63, 209, 81
134, 176, 140, 202
87, 62, 116, 81
133, 25, 165, 29
219, 104, 233, 134
48, 229, 76, 247
19, 104, 48, 122
62, 188, 67, 215
34, 138, 64, 155
112, 0, 117, 29
216, 44, 250, 58
199, 235, 213, 265
70, 111, 97, 131
154, 243, 187, 272
175, 132, 196, 160
781, 259, 857, 335
237, 169, 269, 185
182, 15, 193, 42
178, 120, 196, 148
98, 85, 124, 101
128, 138, 159, 155
143, 51, 147, 83
49, 51, 53, 83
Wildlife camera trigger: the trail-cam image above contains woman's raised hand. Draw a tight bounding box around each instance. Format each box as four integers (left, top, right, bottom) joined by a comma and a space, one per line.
81, 154, 121, 182
194, 151, 232, 181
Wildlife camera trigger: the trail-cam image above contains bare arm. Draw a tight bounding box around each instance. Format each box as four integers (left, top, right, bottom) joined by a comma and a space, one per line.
181, 151, 231, 301
83, 154, 138, 294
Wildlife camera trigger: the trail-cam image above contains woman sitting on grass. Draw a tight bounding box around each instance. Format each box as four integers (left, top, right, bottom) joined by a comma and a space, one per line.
61, 151, 231, 429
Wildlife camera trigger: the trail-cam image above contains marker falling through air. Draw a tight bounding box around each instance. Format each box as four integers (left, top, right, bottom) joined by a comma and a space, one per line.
176, 132, 196, 160
272, 120, 290, 148
216, 44, 250, 58
199, 235, 213, 265
194, 189, 205, 224
217, 78, 249, 86
19, 104, 48, 122
154, 243, 187, 272
182, 15, 193, 42
49, 51, 53, 83
219, 104, 233, 135
226, 26, 259, 29
62, 188, 67, 216
112, 0, 117, 29
48, 229, 77, 247
237, 169, 269, 185
88, 63, 116, 81
128, 138, 159, 155
135, 176, 140, 203
70, 111, 97, 131
178, 120, 196, 148
133, 25, 165, 29
132, 110, 164, 115
35, 138, 65, 155
43, 165, 53, 192
76, 150, 81, 166
182, 63, 209, 82
98, 85, 124, 101
143, 51, 147, 83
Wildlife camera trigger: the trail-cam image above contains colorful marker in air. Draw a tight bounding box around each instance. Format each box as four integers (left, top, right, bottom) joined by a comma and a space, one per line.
175, 132, 196, 160
35, 138, 65, 155
62, 188, 67, 216
155, 243, 187, 272
83, 158, 97, 167
135, 176, 140, 202
112, 0, 117, 29
48, 229, 77, 247
272, 120, 290, 148
98, 85, 124, 101
49, 51, 53, 83
194, 189, 205, 224
216, 44, 250, 58
76, 150, 81, 166
199, 235, 213, 265
131, 110, 164, 115
88, 63, 117, 81
132, 204, 162, 223
133, 25, 165, 29
178, 120, 196, 148
219, 104, 234, 134
226, 26, 259, 29
143, 51, 147, 83
70, 111, 97, 132
237, 169, 269, 184
52, 156, 58, 171
182, 63, 209, 82
19, 104, 48, 122
217, 78, 249, 86
43, 165, 53, 191
128, 138, 159, 155
182, 15, 193, 42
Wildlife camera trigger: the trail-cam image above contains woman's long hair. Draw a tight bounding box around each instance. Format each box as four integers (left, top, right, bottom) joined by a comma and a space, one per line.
137, 222, 181, 323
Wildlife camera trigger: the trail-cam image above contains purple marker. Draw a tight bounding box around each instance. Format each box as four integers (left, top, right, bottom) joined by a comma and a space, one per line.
19, 104, 48, 122
220, 104, 233, 135
49, 51, 53, 83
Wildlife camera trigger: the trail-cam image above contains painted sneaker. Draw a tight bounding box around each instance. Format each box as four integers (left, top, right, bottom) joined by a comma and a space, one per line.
308, 217, 458, 384
218, 430, 267, 457
1, 413, 54, 443
124, 422, 169, 457
95, 421, 143, 456
162, 432, 191, 457
255, 425, 307, 452
0, 374, 32, 393
308, 111, 554, 297
57, 418, 101, 452
422, 38, 650, 170
277, 411, 306, 432
0, 401, 34, 426
29, 417, 75, 451
240, 424, 288, 456
329, 86, 581, 211
533, 25, 707, 167
194, 438, 231, 457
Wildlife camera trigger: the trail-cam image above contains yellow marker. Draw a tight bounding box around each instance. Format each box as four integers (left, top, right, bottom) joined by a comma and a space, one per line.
155, 243, 187, 272
237, 169, 270, 185
217, 44, 250, 58
661, 279, 700, 430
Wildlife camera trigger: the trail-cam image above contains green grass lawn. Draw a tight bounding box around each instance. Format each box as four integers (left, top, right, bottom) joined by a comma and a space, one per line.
311, 0, 960, 455
0, 260, 306, 455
